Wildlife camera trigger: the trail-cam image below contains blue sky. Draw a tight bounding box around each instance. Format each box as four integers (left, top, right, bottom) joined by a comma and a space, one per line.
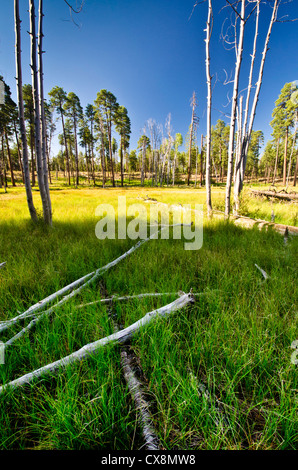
0, 0, 297, 157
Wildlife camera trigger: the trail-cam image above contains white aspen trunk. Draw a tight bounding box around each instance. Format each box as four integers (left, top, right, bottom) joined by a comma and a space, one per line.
14, 0, 38, 221
38, 0, 52, 224
225, 0, 245, 218
29, 0, 50, 224
205, 0, 213, 216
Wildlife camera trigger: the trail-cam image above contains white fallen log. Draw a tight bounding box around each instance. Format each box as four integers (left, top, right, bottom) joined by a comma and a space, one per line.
75, 290, 218, 309
110, 314, 160, 450
121, 349, 160, 450
0, 292, 194, 395
255, 264, 269, 280
0, 271, 95, 333
1, 224, 183, 334
0, 262, 6, 269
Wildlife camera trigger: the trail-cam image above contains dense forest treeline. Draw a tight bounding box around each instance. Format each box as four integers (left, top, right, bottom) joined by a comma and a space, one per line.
1, 79, 297, 191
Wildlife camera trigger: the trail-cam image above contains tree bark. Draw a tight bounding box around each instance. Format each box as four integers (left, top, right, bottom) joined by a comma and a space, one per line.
14, 0, 37, 219
13, 120, 24, 183
4, 128, 16, 186
272, 137, 280, 185
29, 0, 51, 224
283, 127, 288, 186
205, 0, 213, 215
225, 0, 245, 218
38, 0, 52, 222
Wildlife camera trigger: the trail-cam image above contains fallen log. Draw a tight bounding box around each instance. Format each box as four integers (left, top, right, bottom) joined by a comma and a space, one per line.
75, 290, 216, 309
0, 292, 194, 395
1, 224, 188, 334
107, 293, 161, 451
121, 349, 161, 450
0, 262, 6, 269
0, 271, 95, 333
250, 190, 298, 201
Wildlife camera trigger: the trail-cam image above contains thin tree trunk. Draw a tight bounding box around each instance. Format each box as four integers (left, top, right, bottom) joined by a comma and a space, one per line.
225, 0, 245, 218
283, 127, 288, 186
120, 136, 124, 187
241, 0, 279, 187
30, 128, 35, 186
187, 94, 195, 186
13, 121, 24, 183
38, 0, 52, 223
286, 114, 298, 189
272, 137, 280, 185
141, 139, 145, 186
90, 119, 95, 186
73, 114, 79, 186
14, 0, 37, 220
29, 0, 51, 224
60, 111, 70, 185
205, 0, 212, 215
1, 135, 7, 192
107, 119, 115, 187
4, 128, 16, 186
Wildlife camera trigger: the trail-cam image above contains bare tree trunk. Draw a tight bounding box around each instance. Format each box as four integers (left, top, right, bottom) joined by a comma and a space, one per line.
141, 138, 145, 186
4, 128, 16, 187
187, 93, 196, 186
90, 119, 95, 186
73, 115, 79, 187
29, 0, 51, 224
283, 127, 288, 186
107, 120, 115, 187
294, 154, 298, 187
234, 95, 243, 214
286, 114, 298, 190
47, 123, 53, 184
14, 0, 37, 219
38, 0, 52, 222
205, 1, 212, 215
225, 0, 245, 218
272, 137, 280, 185
200, 134, 204, 186
240, 0, 279, 188
172, 149, 176, 186
30, 128, 35, 186
1, 135, 7, 192
13, 120, 25, 183
60, 111, 70, 185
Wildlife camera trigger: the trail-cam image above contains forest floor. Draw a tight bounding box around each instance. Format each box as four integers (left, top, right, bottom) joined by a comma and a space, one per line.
0, 183, 297, 450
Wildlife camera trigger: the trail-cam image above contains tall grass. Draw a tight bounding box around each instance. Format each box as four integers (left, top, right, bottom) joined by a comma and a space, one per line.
0, 186, 297, 449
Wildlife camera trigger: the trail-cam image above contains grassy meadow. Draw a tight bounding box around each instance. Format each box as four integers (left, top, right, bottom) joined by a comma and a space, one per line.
0, 182, 297, 450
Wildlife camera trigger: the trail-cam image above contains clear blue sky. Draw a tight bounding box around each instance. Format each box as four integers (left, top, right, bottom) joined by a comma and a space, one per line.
0, 0, 297, 157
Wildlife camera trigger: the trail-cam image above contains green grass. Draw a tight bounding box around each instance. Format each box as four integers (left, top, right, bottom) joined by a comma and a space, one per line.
0, 184, 297, 450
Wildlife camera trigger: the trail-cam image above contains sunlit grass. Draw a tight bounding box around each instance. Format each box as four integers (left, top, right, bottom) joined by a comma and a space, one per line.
0, 184, 297, 449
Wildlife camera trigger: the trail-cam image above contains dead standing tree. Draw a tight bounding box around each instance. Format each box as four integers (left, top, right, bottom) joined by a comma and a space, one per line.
29, 0, 52, 225
222, 0, 280, 216
187, 92, 198, 185
224, 0, 246, 218
14, 0, 38, 221
205, 0, 213, 216
234, 0, 280, 214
